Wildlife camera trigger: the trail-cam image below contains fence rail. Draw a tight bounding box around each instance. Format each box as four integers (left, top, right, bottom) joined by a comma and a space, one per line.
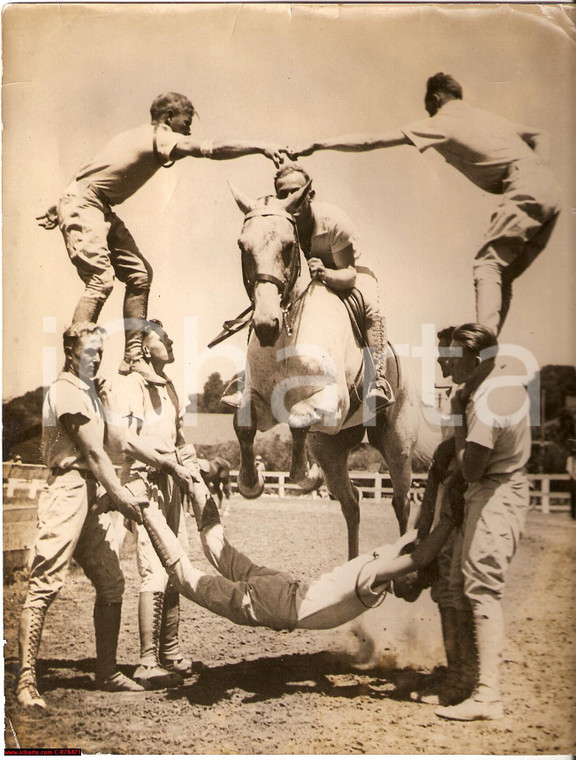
3, 463, 573, 514
228, 470, 572, 514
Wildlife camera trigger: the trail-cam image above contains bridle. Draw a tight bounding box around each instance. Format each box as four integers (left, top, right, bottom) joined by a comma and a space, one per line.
240, 208, 302, 309
207, 206, 308, 349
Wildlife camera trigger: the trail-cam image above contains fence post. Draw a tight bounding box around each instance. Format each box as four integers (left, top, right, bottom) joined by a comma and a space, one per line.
541, 475, 550, 514
278, 472, 285, 499
375, 473, 382, 500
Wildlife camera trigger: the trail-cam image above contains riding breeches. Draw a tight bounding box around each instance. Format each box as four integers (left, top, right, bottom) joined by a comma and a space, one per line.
23, 470, 125, 610
126, 472, 190, 594
448, 471, 529, 615
473, 160, 560, 332
57, 185, 152, 322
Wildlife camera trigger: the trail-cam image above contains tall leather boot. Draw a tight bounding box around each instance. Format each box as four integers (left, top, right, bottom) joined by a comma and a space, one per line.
118, 290, 165, 385
93, 602, 144, 692
133, 591, 183, 689
437, 606, 467, 705
159, 587, 194, 678
437, 608, 503, 720
72, 294, 106, 324
414, 606, 459, 705
440, 607, 478, 706
17, 606, 48, 709
364, 315, 395, 413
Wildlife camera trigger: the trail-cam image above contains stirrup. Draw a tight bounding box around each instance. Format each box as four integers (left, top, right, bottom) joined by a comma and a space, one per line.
220, 391, 243, 409
365, 382, 395, 412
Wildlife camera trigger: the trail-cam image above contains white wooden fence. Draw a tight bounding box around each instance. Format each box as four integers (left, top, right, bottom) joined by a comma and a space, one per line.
3, 463, 573, 514
228, 470, 572, 514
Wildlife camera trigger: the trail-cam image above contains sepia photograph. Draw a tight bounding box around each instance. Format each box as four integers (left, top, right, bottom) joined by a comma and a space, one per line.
2, 2, 575, 755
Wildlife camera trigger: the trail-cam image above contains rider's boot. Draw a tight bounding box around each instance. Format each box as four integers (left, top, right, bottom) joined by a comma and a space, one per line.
220, 372, 245, 409
364, 315, 395, 413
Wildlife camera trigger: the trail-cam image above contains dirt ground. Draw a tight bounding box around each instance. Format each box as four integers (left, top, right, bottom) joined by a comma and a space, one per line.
4, 496, 576, 755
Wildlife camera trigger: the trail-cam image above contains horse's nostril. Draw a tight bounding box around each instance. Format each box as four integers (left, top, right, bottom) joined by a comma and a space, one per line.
255, 319, 280, 347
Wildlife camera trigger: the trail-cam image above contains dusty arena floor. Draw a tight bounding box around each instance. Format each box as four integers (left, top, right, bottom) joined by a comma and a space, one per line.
4, 497, 576, 755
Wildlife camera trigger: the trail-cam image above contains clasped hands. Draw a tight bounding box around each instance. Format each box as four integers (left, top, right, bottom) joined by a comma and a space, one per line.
261, 144, 315, 168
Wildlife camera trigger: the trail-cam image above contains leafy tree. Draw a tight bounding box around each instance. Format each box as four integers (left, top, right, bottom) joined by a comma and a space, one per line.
201, 372, 226, 413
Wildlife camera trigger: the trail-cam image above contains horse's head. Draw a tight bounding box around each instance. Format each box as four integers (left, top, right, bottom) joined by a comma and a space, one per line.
230, 182, 311, 347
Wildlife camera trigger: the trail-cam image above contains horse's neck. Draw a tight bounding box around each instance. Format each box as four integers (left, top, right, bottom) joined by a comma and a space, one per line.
292, 248, 312, 299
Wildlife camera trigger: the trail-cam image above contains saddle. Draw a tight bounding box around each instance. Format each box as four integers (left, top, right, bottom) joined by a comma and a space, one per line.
336, 287, 368, 347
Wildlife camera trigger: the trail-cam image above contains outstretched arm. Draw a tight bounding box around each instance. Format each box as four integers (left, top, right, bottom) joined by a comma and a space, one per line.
121, 430, 200, 500
171, 137, 285, 167
286, 129, 410, 160
371, 502, 457, 586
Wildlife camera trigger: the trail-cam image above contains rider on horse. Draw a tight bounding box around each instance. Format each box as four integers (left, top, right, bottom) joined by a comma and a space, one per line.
221, 164, 394, 412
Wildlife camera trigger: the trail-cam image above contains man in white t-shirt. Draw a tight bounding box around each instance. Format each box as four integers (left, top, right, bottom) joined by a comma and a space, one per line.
287, 73, 560, 336
37, 92, 284, 384
110, 320, 209, 689
16, 323, 147, 709
435, 323, 531, 721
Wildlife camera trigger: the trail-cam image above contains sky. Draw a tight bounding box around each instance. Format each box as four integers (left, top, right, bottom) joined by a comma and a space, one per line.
2, 2, 575, 404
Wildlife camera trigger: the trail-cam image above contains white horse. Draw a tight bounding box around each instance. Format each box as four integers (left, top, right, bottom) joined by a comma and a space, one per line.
229, 183, 439, 559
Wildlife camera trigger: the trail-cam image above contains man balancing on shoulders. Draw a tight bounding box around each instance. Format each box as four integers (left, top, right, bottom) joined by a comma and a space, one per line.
37, 92, 285, 385
287, 73, 560, 336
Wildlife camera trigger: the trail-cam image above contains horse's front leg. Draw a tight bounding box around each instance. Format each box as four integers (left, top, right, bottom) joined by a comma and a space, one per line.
369, 423, 413, 535
309, 430, 363, 560
234, 397, 265, 499
289, 427, 324, 493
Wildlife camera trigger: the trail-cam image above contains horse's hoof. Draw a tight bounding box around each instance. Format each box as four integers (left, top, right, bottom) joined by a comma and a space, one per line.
237, 471, 265, 500
295, 463, 324, 494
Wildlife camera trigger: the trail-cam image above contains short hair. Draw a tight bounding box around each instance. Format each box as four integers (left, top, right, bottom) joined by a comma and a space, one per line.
150, 92, 195, 121
452, 323, 498, 357
274, 163, 311, 189
62, 322, 106, 352
437, 325, 456, 344
142, 318, 165, 340
426, 73, 463, 100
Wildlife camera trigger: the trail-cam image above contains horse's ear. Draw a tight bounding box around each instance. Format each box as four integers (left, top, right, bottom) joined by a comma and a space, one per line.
228, 182, 255, 215
282, 180, 312, 215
